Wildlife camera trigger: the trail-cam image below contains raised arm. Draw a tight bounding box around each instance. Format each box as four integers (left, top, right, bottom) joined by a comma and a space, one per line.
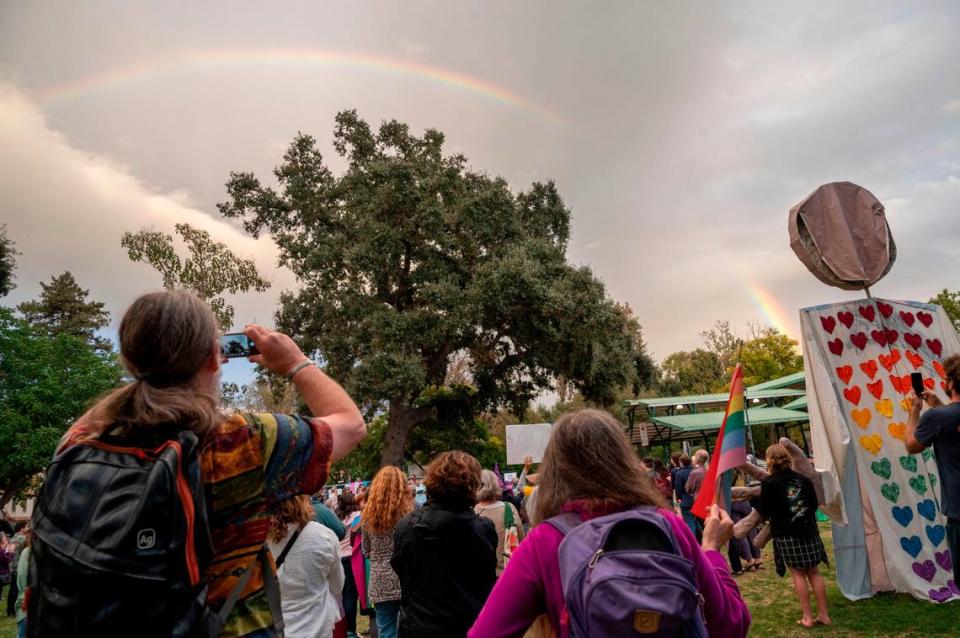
244, 324, 366, 461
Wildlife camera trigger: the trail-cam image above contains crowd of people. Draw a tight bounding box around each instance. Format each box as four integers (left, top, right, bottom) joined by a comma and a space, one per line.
13, 288, 960, 636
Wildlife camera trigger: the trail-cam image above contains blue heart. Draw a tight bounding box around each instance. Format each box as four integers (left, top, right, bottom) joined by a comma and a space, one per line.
918, 500, 937, 522
893, 506, 914, 527
927, 525, 946, 548
901, 536, 923, 558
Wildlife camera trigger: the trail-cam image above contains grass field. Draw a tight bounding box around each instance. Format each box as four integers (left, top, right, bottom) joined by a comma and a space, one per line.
2, 523, 955, 637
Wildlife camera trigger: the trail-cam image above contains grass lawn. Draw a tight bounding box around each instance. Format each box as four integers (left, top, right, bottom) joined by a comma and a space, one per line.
0, 614, 14, 638
739, 522, 958, 636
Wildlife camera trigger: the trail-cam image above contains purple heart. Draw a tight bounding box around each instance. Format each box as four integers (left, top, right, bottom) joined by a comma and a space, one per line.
929, 587, 954, 603
950, 580, 960, 596
936, 550, 953, 572
913, 560, 937, 582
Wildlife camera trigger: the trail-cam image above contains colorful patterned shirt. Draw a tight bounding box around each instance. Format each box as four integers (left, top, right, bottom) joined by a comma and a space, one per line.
61, 412, 333, 637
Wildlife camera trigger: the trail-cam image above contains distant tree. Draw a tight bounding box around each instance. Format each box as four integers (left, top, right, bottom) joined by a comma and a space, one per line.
738, 327, 803, 387
121, 223, 270, 329
700, 320, 741, 376
659, 349, 724, 396
0, 225, 18, 297
0, 308, 122, 507
18, 272, 111, 349
218, 111, 642, 466
930, 289, 960, 332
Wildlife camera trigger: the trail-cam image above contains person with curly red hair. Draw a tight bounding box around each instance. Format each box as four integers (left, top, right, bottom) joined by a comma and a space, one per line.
391, 451, 497, 637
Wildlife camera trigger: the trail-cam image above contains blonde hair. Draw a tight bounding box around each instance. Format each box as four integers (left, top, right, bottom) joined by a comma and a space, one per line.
269, 495, 314, 542
765, 443, 791, 473
534, 409, 666, 525
83, 290, 224, 439
363, 466, 413, 534
477, 469, 502, 502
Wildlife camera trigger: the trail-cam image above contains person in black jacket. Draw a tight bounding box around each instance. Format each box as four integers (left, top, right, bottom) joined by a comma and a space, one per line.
391, 451, 497, 638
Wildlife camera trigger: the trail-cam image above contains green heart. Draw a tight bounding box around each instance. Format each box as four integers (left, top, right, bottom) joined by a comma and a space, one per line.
899, 456, 918, 473
930, 474, 938, 490
910, 475, 928, 495
881, 482, 900, 503
922, 449, 934, 462
871, 458, 892, 479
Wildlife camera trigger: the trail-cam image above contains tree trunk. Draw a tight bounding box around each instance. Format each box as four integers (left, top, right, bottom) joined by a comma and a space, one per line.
380, 402, 433, 468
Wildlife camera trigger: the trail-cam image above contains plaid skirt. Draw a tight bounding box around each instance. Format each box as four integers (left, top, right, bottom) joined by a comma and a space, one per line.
773, 535, 829, 577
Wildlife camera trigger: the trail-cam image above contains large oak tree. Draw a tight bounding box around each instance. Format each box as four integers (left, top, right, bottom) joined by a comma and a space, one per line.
219, 111, 643, 466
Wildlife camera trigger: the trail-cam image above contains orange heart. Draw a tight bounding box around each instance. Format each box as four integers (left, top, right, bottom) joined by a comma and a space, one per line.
905, 351, 924, 370
900, 398, 913, 412
859, 434, 883, 455
860, 360, 879, 379
890, 374, 905, 394
851, 408, 872, 429
879, 349, 902, 371
836, 365, 854, 385
875, 399, 894, 419
888, 422, 907, 441
934, 361, 946, 379
924, 377, 935, 390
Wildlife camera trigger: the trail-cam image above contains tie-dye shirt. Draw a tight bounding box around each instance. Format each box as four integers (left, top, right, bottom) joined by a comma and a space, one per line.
60, 412, 333, 637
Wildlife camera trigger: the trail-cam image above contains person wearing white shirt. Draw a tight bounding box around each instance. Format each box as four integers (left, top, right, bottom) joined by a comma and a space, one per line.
268, 496, 344, 638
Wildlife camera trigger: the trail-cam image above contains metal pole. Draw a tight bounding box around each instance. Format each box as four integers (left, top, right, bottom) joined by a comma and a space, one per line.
743, 397, 757, 459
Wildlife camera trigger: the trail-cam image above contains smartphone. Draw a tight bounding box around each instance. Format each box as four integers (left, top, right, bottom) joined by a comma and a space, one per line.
220, 333, 258, 358
911, 372, 925, 398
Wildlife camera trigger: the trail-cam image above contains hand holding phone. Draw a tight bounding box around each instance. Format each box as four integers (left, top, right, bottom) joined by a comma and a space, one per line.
220, 333, 259, 358
911, 372, 925, 399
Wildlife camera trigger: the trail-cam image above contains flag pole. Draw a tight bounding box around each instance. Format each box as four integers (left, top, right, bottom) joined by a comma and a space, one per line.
735, 340, 757, 459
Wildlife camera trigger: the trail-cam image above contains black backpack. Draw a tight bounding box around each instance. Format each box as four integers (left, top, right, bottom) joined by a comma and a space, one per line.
28, 430, 283, 637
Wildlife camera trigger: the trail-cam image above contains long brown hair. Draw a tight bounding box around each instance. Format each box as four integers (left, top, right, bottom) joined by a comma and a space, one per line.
83, 290, 224, 439
534, 409, 666, 524
362, 466, 413, 534
269, 495, 314, 542
765, 443, 791, 473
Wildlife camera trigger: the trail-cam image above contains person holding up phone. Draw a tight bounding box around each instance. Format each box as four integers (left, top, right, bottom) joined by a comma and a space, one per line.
904, 354, 960, 586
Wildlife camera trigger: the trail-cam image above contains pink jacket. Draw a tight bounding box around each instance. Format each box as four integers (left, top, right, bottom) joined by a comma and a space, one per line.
468, 505, 750, 638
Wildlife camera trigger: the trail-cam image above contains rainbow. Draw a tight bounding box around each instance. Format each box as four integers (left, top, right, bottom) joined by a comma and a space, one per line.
748, 283, 797, 339
32, 48, 568, 125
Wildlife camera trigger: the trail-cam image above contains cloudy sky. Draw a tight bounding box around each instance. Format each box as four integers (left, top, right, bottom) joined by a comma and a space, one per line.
1, 2, 958, 386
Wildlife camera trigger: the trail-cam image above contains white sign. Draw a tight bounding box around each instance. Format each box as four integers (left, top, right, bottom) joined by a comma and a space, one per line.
506, 423, 553, 465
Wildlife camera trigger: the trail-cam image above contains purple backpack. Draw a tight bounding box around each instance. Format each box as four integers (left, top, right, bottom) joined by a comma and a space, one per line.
547, 506, 708, 637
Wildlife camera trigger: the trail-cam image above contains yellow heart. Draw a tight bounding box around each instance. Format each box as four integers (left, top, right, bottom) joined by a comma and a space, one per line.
875, 399, 894, 419
859, 434, 883, 455
888, 422, 907, 441
900, 399, 912, 412
851, 408, 872, 429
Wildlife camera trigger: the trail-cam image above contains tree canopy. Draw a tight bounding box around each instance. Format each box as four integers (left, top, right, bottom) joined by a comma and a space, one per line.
0, 307, 122, 506
0, 225, 18, 297
18, 271, 110, 349
930, 289, 960, 332
219, 110, 644, 466
121, 223, 270, 329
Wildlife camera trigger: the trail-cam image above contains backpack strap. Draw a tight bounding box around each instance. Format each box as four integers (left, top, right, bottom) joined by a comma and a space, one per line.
275, 524, 305, 568
209, 546, 285, 638
545, 512, 581, 536
503, 502, 514, 529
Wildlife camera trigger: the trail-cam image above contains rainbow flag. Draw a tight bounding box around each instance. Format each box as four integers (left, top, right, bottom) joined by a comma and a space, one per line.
692, 364, 747, 518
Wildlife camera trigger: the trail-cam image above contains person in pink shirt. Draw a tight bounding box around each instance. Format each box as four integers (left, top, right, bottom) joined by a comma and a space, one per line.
469, 409, 751, 638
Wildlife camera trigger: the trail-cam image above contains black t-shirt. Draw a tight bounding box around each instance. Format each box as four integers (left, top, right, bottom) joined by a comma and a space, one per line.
759, 469, 819, 539
915, 401, 960, 520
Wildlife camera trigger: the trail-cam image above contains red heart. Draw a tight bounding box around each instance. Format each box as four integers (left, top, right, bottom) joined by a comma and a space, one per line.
905, 333, 923, 350
870, 330, 887, 347
924, 377, 936, 390
885, 329, 898, 344
927, 339, 943, 357
843, 386, 862, 406
934, 361, 946, 379
820, 315, 837, 334
890, 375, 904, 394
900, 311, 915, 327
867, 379, 884, 400
836, 365, 854, 385
828, 339, 844, 356
918, 311, 934, 328
838, 311, 855, 329
860, 360, 878, 379
879, 349, 901, 372
902, 374, 912, 391
877, 301, 893, 318
851, 332, 868, 350
859, 305, 876, 322
905, 351, 924, 369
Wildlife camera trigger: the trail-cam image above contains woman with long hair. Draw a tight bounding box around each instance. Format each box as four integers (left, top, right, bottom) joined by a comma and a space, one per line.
475, 469, 526, 576
469, 409, 750, 638
267, 495, 344, 638
39, 289, 365, 637
362, 466, 413, 638
337, 492, 362, 638
759, 443, 829, 628
391, 452, 497, 637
